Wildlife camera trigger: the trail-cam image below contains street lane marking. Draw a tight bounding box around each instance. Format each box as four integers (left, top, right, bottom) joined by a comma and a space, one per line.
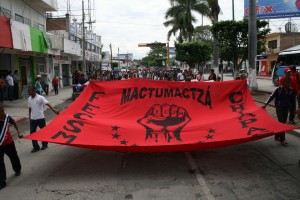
185, 152, 215, 200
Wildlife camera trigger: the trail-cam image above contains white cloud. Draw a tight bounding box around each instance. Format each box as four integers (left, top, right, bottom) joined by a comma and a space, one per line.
59, 0, 246, 59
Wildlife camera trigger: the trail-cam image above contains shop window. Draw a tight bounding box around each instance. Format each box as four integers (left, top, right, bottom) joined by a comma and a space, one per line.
15, 14, 24, 23
24, 17, 31, 26
268, 40, 277, 49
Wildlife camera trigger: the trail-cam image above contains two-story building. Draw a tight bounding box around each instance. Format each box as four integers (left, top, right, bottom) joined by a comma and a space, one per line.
258, 32, 300, 76
0, 0, 102, 99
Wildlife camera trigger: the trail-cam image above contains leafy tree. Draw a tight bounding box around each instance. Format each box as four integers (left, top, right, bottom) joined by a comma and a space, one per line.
193, 25, 213, 44
211, 19, 270, 73
140, 42, 167, 67
175, 42, 212, 69
164, 0, 210, 42
112, 62, 119, 69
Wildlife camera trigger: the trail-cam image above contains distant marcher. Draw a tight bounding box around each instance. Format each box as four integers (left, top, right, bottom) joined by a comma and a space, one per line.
35, 75, 43, 95
52, 76, 59, 95
262, 77, 296, 145
0, 76, 6, 103
28, 86, 59, 153
5, 71, 14, 101
12, 70, 19, 100
208, 69, 217, 81
196, 71, 205, 82
0, 105, 23, 190
177, 71, 184, 81
216, 76, 222, 82
278, 67, 296, 124
43, 73, 51, 95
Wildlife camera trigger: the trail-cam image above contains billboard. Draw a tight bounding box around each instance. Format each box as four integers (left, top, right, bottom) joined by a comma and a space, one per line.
244, 0, 300, 19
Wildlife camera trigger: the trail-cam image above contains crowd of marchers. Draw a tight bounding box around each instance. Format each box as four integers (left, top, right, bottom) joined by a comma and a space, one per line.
73, 68, 221, 85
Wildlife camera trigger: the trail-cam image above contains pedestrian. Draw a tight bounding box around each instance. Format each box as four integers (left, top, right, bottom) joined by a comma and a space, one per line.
28, 86, 59, 153
35, 75, 43, 95
43, 73, 51, 95
52, 76, 59, 95
262, 76, 296, 145
13, 70, 19, 100
196, 71, 205, 82
278, 67, 296, 124
5, 71, 14, 101
290, 66, 300, 123
0, 75, 6, 103
0, 105, 23, 190
208, 69, 217, 81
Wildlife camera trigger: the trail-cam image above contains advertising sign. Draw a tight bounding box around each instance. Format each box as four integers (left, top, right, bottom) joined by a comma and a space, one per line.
244, 0, 300, 19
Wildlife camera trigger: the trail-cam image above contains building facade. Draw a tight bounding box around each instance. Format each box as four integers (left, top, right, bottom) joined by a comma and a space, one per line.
259, 32, 300, 76
0, 0, 102, 99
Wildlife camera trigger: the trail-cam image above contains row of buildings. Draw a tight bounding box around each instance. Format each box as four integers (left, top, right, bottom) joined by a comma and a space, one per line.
0, 0, 104, 98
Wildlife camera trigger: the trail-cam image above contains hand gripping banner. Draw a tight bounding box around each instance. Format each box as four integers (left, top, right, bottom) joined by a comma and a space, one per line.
25, 79, 296, 152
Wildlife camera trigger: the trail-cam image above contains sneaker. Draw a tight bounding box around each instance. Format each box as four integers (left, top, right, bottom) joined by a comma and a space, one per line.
0, 182, 6, 190
281, 141, 288, 145
289, 120, 296, 124
31, 148, 40, 153
41, 146, 48, 150
15, 171, 21, 176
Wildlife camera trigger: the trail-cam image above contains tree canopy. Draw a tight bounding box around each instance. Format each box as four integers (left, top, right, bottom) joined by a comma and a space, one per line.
175, 41, 212, 68
211, 19, 270, 71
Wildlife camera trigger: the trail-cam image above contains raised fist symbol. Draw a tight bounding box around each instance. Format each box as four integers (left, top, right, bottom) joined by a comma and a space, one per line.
137, 104, 191, 142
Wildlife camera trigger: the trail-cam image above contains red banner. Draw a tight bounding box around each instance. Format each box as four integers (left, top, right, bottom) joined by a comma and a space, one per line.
25, 79, 296, 152
0, 16, 13, 48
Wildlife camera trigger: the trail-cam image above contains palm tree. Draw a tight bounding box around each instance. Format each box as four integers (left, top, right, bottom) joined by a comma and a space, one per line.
164, 0, 210, 42
205, 0, 221, 68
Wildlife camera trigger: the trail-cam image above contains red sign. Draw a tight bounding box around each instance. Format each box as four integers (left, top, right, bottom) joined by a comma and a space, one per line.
25, 79, 296, 152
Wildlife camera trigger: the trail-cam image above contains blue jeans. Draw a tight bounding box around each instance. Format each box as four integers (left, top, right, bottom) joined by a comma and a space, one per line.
30, 118, 47, 149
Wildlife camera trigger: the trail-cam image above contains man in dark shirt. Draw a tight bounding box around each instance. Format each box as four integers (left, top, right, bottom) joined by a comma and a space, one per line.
262, 77, 296, 145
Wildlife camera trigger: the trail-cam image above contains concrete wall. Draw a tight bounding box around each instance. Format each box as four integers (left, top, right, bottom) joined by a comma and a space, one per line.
0, 0, 47, 27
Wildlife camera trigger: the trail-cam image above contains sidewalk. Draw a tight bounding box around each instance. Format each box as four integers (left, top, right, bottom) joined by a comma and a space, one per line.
2, 86, 73, 122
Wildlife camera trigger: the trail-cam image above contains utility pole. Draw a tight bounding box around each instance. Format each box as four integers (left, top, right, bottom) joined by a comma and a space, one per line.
248, 0, 258, 91
109, 43, 113, 71
232, 0, 235, 21
167, 42, 171, 70
82, 0, 86, 75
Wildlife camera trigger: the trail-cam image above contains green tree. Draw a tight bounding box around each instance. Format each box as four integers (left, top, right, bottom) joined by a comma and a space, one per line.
193, 25, 213, 44
175, 42, 212, 69
140, 42, 167, 67
211, 19, 270, 73
164, 0, 210, 42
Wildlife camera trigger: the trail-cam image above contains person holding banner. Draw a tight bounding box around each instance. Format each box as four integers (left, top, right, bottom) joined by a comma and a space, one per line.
28, 86, 59, 153
262, 77, 296, 145
0, 105, 23, 190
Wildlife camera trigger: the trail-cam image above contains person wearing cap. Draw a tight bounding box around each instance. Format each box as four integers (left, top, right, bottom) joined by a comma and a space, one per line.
279, 67, 297, 124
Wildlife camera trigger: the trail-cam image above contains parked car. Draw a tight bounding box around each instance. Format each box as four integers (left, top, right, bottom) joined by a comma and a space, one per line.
271, 65, 300, 86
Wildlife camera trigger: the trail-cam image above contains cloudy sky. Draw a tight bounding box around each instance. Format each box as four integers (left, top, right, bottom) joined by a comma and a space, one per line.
57, 1, 244, 59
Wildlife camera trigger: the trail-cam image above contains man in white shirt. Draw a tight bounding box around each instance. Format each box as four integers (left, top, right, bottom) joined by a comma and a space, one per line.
5, 71, 14, 101
28, 86, 59, 153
